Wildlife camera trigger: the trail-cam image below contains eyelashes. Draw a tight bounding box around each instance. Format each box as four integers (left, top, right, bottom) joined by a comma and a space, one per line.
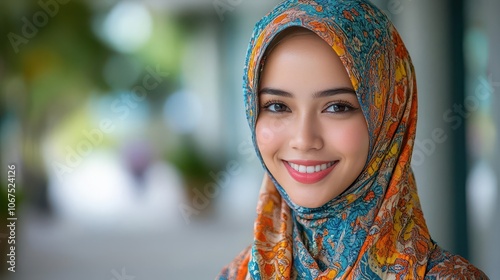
260, 99, 359, 113
324, 100, 357, 113
261, 99, 290, 113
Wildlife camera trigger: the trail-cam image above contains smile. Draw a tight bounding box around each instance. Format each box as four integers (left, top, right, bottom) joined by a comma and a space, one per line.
283, 160, 338, 184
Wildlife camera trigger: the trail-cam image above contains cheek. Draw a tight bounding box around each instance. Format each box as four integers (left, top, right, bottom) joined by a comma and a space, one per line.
326, 117, 369, 159
255, 117, 286, 159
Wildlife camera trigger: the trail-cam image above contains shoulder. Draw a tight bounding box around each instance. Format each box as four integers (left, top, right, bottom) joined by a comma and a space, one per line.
425, 245, 489, 279
216, 245, 251, 280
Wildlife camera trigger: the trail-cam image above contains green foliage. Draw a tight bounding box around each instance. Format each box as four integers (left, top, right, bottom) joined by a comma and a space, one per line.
166, 139, 224, 191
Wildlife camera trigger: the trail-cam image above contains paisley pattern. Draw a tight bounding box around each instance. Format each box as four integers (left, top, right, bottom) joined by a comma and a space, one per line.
218, 0, 488, 279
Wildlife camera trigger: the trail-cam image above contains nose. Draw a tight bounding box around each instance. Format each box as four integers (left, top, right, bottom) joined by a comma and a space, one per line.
288, 113, 323, 151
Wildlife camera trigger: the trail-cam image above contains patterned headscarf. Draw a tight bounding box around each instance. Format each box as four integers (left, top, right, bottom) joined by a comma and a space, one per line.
218, 0, 487, 279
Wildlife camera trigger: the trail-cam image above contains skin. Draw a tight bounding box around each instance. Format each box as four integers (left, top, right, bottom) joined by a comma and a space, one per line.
256, 31, 370, 208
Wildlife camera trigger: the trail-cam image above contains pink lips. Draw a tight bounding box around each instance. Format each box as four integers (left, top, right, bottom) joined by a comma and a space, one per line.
283, 160, 338, 184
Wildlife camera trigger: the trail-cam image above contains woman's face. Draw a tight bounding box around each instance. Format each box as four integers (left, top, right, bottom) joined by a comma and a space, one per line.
256, 32, 369, 208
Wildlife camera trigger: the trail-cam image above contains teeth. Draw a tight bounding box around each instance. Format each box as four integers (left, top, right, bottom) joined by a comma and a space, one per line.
288, 161, 335, 174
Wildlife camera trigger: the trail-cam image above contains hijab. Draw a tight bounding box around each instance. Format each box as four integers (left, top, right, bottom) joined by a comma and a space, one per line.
218, 0, 488, 279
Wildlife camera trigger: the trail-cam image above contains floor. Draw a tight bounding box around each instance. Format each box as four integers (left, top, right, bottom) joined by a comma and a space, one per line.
1, 208, 255, 280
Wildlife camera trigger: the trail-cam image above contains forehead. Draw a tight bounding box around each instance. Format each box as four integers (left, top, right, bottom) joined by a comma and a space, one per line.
259, 33, 353, 93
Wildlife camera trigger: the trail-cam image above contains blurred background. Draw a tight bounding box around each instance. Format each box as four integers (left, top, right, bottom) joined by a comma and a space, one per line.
0, 0, 498, 279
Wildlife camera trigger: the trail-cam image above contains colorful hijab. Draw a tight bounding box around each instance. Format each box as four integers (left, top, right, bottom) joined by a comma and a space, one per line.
218, 0, 488, 279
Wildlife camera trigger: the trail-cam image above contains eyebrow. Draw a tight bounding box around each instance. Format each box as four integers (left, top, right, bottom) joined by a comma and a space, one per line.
259, 87, 356, 98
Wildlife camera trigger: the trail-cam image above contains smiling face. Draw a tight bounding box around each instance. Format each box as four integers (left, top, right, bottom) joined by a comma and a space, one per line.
256, 30, 370, 208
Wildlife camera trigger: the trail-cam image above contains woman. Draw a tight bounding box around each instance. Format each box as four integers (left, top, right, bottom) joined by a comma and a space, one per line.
218, 0, 488, 278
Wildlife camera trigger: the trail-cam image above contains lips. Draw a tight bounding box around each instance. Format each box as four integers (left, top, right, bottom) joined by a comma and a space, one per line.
283, 160, 338, 184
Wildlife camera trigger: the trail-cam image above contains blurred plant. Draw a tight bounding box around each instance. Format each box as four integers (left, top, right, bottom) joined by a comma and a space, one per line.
0, 0, 187, 212
166, 137, 225, 217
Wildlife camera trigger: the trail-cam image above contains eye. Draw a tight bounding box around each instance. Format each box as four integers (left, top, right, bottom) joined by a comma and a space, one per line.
262, 101, 290, 113
324, 102, 356, 113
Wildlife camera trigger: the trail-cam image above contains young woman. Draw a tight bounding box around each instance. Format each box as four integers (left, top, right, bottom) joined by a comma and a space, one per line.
218, 0, 488, 278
